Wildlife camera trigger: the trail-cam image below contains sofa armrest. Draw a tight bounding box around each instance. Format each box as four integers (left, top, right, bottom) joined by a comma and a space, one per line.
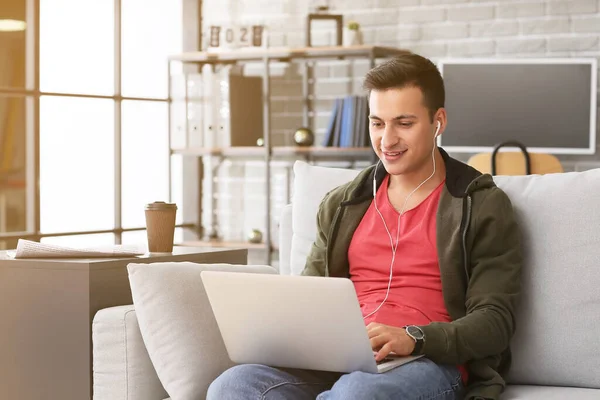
92, 305, 169, 400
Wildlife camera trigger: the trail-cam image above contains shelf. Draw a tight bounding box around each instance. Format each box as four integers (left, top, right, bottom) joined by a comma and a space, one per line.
169, 45, 408, 64
171, 146, 265, 157
180, 240, 276, 251
171, 146, 374, 159
272, 146, 374, 158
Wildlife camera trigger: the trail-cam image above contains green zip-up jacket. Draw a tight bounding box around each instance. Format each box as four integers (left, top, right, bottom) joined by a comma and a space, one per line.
301, 149, 522, 400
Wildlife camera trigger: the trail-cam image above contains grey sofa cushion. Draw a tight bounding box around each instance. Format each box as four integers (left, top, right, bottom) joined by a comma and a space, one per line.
128, 262, 278, 400
494, 170, 600, 388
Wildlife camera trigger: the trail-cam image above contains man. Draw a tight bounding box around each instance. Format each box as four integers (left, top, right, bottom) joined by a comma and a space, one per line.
208, 52, 522, 400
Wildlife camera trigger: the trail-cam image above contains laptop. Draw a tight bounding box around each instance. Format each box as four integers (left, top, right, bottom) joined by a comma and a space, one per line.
200, 271, 423, 374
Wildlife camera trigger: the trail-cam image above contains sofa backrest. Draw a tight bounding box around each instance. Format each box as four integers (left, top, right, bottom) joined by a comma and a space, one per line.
288, 161, 362, 277
287, 160, 600, 389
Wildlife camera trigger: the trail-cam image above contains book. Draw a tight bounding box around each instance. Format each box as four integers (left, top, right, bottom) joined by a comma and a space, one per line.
324, 95, 370, 148
322, 98, 341, 147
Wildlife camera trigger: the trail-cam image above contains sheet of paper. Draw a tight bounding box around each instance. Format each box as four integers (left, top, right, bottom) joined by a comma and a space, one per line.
6, 239, 145, 259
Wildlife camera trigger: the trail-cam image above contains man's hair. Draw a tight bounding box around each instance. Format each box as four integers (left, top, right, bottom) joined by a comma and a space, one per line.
363, 52, 445, 121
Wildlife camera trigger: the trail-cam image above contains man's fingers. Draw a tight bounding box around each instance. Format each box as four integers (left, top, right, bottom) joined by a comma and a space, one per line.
376, 343, 393, 362
367, 324, 384, 338
369, 333, 388, 351
366, 322, 383, 330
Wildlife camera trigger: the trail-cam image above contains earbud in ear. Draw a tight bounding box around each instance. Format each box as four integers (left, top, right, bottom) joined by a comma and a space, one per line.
434, 121, 441, 138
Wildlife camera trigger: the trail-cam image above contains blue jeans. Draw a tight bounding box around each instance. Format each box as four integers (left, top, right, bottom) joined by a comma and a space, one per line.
207, 358, 464, 400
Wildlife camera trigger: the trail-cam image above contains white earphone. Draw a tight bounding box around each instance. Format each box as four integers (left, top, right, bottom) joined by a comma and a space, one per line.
365, 121, 441, 320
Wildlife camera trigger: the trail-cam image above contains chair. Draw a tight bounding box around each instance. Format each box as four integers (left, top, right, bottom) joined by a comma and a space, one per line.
467, 141, 563, 176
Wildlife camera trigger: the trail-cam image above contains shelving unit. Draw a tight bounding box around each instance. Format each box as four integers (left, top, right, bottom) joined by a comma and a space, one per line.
167, 45, 407, 264
171, 146, 374, 159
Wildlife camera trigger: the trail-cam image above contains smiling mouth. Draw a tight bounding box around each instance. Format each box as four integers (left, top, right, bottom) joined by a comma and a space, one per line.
382, 150, 407, 156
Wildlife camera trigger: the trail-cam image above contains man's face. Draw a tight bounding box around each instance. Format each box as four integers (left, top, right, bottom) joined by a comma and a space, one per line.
368, 86, 439, 177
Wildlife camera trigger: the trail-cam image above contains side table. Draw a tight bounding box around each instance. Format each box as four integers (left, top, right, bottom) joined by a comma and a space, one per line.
0, 246, 247, 400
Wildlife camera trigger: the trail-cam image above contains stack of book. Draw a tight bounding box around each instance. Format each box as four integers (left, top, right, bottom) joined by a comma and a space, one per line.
322, 95, 370, 147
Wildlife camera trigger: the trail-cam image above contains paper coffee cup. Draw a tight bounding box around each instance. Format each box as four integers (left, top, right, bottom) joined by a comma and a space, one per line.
144, 201, 177, 253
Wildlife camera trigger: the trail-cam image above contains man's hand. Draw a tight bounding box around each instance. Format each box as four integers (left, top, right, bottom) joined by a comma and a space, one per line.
367, 323, 416, 362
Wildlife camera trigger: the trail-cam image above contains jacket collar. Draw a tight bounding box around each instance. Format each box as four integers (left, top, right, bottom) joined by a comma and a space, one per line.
345, 148, 488, 205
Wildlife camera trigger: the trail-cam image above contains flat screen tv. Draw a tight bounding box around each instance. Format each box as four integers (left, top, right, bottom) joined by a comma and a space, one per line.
437, 58, 597, 154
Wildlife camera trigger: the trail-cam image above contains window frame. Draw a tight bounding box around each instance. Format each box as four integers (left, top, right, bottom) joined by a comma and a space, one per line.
0, 0, 196, 245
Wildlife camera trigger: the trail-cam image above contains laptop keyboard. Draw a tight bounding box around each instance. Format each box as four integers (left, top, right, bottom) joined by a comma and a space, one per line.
376, 356, 396, 365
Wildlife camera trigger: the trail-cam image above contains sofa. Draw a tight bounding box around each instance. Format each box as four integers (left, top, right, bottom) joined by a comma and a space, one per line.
92, 160, 600, 400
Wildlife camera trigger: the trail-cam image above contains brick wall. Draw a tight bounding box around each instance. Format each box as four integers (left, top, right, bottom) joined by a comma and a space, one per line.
200, 0, 600, 263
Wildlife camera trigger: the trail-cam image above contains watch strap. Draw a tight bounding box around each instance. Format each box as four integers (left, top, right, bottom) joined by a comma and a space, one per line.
411, 336, 424, 356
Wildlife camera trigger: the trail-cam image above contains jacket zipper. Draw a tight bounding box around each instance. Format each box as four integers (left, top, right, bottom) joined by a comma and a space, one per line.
462, 195, 472, 282
325, 206, 342, 276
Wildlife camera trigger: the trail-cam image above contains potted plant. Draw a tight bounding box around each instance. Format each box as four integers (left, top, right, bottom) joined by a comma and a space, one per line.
344, 20, 363, 46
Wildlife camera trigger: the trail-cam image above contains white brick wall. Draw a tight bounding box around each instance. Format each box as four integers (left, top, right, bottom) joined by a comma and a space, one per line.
573, 15, 600, 32
470, 20, 519, 37
398, 6, 447, 23
496, 37, 547, 54
447, 5, 496, 21
448, 40, 496, 56
496, 2, 546, 19
396, 25, 421, 41
201, 0, 600, 254
547, 0, 598, 15
345, 9, 401, 27
519, 17, 571, 35
421, 22, 469, 40
548, 35, 600, 51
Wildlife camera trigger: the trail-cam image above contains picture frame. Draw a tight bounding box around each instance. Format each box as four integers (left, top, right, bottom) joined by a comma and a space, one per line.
306, 13, 343, 47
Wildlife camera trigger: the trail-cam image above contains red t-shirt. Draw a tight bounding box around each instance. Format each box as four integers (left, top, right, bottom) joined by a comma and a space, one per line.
348, 174, 468, 384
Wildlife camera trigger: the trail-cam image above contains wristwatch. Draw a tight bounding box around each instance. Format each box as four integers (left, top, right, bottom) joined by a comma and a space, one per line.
405, 325, 425, 356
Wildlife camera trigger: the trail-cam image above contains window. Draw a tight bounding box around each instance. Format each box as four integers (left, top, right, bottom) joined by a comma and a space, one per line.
39, 96, 114, 233
0, 1, 186, 248
34, 0, 183, 247
41, 233, 115, 247
40, 0, 114, 95
121, 100, 169, 228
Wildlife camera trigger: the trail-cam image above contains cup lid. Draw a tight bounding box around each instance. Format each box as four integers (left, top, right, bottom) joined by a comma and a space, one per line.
145, 201, 177, 211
